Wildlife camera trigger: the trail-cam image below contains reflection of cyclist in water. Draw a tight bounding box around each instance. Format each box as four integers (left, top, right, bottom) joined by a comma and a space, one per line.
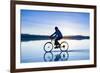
50, 26, 63, 48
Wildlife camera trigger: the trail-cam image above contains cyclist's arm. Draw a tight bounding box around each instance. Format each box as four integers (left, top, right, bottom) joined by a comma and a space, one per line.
50, 32, 56, 38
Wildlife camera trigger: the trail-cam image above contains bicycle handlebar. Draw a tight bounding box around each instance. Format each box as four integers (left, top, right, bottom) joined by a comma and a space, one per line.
49, 37, 54, 42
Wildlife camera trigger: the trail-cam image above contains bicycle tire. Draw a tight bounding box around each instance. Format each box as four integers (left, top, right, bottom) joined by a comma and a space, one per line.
44, 42, 53, 52
60, 41, 69, 51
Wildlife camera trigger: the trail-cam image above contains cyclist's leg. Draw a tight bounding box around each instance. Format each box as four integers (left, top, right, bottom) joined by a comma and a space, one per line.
55, 38, 60, 48
54, 39, 58, 48
57, 37, 63, 47
54, 39, 57, 47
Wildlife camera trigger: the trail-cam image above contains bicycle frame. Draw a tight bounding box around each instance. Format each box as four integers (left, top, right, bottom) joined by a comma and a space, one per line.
50, 39, 56, 47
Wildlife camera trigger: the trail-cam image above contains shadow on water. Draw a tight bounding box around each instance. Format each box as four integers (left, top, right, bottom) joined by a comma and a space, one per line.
44, 51, 69, 62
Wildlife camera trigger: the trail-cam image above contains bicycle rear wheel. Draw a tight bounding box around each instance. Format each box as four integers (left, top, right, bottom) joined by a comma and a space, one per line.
44, 42, 53, 52
60, 41, 69, 51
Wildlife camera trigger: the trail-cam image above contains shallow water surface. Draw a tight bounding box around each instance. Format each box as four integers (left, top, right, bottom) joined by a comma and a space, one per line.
21, 40, 90, 63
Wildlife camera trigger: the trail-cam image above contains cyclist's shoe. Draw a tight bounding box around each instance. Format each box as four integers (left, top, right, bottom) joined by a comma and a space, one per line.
54, 46, 58, 49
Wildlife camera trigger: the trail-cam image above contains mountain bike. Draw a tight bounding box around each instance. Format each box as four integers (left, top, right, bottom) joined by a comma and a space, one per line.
43, 39, 69, 52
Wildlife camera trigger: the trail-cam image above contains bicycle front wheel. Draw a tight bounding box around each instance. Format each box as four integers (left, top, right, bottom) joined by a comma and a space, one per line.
60, 41, 69, 51
44, 42, 53, 52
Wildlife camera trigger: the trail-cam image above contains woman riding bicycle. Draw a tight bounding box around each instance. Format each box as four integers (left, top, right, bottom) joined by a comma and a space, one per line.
50, 26, 63, 48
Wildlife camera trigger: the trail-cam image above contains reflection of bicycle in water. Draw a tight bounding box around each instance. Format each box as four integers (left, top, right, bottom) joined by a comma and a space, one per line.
43, 39, 69, 52
44, 51, 69, 62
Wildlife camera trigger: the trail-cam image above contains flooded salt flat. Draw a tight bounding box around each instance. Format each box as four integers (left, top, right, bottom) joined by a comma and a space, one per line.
21, 39, 90, 63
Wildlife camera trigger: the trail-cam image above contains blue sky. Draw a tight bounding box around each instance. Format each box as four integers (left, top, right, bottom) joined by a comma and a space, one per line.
21, 9, 90, 36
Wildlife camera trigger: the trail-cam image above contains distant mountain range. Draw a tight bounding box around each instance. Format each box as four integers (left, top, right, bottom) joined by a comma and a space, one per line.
21, 34, 89, 42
